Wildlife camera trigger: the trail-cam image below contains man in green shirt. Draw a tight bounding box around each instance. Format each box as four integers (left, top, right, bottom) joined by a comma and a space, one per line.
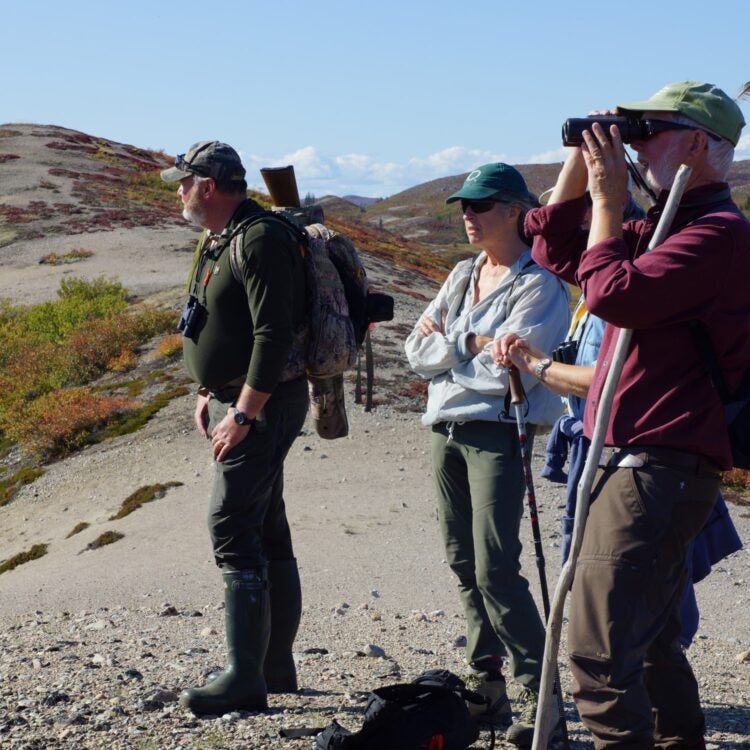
161, 141, 308, 715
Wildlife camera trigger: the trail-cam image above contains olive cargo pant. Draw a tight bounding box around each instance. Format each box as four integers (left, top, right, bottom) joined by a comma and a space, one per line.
432, 420, 546, 690
207, 378, 309, 571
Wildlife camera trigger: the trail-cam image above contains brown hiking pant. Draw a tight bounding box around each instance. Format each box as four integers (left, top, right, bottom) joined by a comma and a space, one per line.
568, 451, 720, 748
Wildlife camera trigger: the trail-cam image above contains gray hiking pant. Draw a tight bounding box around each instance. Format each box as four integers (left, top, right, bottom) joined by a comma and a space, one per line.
431, 420, 546, 689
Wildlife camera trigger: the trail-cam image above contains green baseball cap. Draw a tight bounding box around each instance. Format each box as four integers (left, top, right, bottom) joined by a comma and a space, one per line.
617, 81, 745, 146
160, 140, 246, 182
446, 162, 535, 206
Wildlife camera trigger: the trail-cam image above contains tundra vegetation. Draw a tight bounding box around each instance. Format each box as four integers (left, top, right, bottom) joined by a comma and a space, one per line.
0, 276, 182, 506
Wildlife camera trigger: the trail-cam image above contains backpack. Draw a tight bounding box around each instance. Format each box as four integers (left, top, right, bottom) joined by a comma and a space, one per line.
689, 319, 750, 469
313, 669, 490, 750
228, 207, 394, 437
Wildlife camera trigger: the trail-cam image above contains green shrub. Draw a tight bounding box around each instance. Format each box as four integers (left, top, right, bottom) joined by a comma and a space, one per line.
0, 543, 48, 575
110, 481, 183, 520
0, 465, 44, 507
66, 522, 90, 538
97, 384, 190, 441
39, 248, 95, 265
83, 531, 124, 552
17, 277, 128, 345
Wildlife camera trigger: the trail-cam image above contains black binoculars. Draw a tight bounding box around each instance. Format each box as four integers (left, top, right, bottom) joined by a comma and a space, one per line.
552, 339, 579, 365
561, 116, 685, 147
177, 294, 205, 339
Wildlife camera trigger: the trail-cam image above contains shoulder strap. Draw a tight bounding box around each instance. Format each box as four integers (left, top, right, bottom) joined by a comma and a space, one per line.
688, 320, 732, 403
228, 211, 305, 283
455, 255, 537, 319
455, 253, 489, 317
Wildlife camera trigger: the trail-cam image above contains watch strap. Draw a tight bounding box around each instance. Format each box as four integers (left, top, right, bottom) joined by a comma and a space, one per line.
535, 357, 552, 380
228, 406, 256, 427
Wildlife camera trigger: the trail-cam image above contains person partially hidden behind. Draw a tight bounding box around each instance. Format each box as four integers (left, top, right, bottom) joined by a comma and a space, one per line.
499, 298, 742, 649
500, 188, 742, 651
161, 142, 308, 714
495, 82, 750, 748
406, 163, 570, 747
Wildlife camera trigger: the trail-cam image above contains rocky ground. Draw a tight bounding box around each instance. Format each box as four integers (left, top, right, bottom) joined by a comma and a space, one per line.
1, 393, 748, 750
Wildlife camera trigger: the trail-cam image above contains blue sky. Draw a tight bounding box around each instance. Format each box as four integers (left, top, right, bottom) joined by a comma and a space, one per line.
3, 0, 750, 197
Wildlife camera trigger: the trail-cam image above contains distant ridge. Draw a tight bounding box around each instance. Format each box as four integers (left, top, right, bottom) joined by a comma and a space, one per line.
356, 161, 750, 245
3, 121, 749, 255
343, 195, 381, 209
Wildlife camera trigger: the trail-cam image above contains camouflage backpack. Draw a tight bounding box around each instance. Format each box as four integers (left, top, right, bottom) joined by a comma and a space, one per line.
228, 208, 394, 438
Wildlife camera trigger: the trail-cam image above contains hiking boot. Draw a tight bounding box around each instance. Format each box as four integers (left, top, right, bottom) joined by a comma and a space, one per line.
264, 558, 302, 693
506, 687, 561, 748
464, 669, 512, 727
180, 570, 270, 715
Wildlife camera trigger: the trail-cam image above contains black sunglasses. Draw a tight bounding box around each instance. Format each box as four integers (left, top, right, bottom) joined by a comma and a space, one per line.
175, 153, 211, 177
175, 141, 218, 178
642, 118, 721, 142
460, 199, 509, 214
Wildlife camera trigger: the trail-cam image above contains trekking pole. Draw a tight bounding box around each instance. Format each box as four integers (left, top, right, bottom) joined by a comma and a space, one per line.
531, 163, 693, 750
508, 366, 569, 750
364, 328, 374, 412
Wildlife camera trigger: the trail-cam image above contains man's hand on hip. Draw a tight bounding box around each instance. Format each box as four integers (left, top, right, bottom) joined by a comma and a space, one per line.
210, 412, 251, 462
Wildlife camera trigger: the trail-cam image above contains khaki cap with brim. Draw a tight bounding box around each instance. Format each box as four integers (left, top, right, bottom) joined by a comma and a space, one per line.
617, 81, 745, 146
446, 162, 535, 206
160, 140, 246, 182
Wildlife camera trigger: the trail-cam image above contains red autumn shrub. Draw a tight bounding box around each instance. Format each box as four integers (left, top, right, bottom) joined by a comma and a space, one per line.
5, 387, 137, 456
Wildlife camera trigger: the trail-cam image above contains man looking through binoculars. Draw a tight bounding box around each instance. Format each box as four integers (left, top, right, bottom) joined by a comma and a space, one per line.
495, 81, 750, 749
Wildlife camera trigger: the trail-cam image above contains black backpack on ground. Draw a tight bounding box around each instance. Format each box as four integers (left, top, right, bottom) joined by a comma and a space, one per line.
314, 669, 491, 750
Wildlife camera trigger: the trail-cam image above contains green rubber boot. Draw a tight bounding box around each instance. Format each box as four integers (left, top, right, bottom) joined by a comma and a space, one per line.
180, 569, 270, 715
264, 558, 302, 693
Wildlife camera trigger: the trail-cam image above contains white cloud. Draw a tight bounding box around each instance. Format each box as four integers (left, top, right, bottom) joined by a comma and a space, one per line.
239, 144, 564, 198
525, 147, 568, 164
407, 146, 507, 175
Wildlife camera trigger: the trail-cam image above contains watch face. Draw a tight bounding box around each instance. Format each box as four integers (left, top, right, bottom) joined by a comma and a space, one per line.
535, 358, 552, 378
233, 411, 249, 425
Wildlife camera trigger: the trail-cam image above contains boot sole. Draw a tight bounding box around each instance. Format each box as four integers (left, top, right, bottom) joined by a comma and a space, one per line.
179, 690, 268, 715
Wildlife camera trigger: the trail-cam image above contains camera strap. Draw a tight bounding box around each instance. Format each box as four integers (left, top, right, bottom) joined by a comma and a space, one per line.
623, 150, 658, 205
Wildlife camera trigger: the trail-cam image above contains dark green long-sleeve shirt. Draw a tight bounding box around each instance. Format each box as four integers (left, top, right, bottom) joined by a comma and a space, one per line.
182, 199, 306, 392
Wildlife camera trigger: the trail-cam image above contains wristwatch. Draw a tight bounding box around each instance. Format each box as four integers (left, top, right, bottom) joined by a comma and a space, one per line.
228, 406, 256, 428
534, 357, 552, 381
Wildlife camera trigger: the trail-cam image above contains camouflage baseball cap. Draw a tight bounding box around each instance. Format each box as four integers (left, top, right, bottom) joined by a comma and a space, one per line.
446, 163, 535, 206
160, 140, 246, 182
617, 81, 745, 146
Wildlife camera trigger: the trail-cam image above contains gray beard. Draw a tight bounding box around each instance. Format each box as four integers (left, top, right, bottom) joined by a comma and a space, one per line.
182, 206, 207, 227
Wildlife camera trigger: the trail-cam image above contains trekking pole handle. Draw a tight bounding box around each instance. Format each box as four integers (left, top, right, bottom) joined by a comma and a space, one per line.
508, 366, 525, 405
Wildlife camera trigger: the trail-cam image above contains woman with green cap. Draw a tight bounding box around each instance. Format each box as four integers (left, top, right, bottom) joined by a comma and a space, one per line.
405, 163, 570, 747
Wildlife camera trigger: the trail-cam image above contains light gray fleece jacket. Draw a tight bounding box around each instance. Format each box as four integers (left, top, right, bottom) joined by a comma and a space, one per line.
405, 249, 570, 427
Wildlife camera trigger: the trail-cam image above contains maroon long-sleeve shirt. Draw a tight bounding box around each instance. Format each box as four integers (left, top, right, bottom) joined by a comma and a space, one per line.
525, 183, 750, 469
